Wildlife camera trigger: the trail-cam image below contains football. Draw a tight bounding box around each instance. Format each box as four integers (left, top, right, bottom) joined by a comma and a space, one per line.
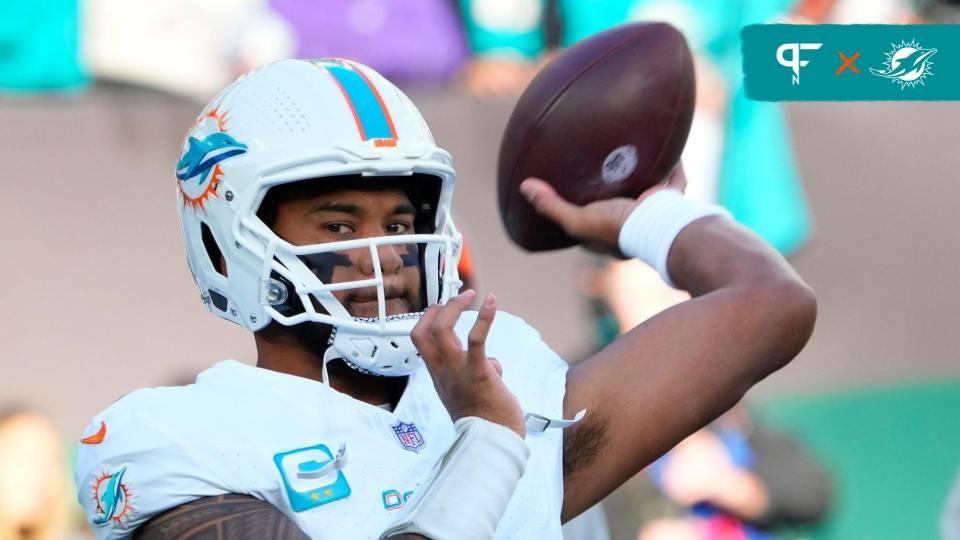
497, 22, 695, 251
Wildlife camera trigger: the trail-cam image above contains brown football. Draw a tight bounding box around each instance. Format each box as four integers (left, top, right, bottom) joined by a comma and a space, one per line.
497, 22, 695, 251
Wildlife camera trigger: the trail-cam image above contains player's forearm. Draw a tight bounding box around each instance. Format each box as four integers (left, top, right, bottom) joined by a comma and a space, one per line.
666, 215, 817, 371
667, 216, 805, 298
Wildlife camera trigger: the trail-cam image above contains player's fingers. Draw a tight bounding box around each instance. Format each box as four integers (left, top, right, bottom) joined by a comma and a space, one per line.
428, 289, 476, 353
520, 178, 584, 235
467, 293, 497, 366
411, 304, 442, 359
431, 289, 475, 329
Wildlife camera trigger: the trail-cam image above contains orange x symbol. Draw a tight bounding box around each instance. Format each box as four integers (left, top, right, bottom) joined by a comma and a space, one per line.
836, 51, 860, 75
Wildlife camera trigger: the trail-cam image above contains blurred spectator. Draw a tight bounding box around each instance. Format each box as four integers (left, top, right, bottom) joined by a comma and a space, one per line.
84, 0, 472, 100
827, 0, 916, 23
0, 409, 80, 540
456, 0, 547, 96
84, 0, 294, 100
911, 0, 960, 21
0, 0, 88, 93
689, 0, 812, 255
641, 404, 832, 539
786, 0, 840, 22
271, 0, 469, 84
457, 55, 541, 98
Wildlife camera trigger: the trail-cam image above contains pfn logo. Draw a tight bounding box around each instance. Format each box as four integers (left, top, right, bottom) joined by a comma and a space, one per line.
777, 43, 823, 85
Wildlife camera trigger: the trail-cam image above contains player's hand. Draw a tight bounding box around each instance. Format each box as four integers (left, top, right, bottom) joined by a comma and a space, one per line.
411, 290, 526, 438
520, 164, 688, 258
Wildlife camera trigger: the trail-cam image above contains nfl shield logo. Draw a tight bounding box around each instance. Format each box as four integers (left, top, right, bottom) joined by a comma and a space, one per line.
392, 421, 425, 452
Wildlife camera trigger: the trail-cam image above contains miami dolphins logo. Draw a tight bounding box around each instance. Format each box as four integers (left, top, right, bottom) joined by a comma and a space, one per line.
870, 39, 937, 89
91, 466, 137, 526
177, 108, 247, 212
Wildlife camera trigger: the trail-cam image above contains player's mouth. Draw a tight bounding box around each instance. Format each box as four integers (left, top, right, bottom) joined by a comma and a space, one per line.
346, 286, 416, 318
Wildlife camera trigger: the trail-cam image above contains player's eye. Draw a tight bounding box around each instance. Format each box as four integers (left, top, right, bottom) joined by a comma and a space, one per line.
385, 222, 412, 234
325, 223, 355, 235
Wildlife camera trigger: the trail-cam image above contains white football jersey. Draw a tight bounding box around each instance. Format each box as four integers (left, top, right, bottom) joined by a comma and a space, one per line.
75, 311, 570, 539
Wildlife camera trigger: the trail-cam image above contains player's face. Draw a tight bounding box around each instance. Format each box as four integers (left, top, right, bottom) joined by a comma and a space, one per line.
271, 188, 424, 318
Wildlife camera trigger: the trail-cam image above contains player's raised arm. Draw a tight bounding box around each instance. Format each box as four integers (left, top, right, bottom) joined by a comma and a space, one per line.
520, 166, 817, 522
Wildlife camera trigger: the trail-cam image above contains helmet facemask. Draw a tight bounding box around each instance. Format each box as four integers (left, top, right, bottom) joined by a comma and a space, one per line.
239, 174, 462, 377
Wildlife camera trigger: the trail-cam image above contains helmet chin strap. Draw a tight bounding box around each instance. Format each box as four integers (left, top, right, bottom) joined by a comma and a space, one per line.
322, 328, 381, 376
322, 314, 425, 377
309, 336, 349, 478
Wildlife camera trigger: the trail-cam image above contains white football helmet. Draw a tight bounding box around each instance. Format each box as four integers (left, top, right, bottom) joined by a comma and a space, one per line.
176, 58, 462, 376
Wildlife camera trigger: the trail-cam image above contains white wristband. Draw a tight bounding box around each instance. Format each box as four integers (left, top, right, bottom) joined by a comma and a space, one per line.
617, 190, 731, 288
380, 417, 530, 540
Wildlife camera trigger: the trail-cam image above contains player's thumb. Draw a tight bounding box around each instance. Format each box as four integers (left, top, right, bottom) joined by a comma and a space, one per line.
520, 178, 582, 234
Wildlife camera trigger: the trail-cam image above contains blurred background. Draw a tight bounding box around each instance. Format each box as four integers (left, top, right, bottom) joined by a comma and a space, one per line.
1, 0, 959, 538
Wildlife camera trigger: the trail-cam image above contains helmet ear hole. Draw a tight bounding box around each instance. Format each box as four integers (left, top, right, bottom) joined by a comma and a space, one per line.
201, 223, 227, 277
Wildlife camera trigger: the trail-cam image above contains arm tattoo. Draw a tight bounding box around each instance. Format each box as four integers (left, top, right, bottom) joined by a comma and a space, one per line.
563, 413, 609, 479
134, 494, 309, 540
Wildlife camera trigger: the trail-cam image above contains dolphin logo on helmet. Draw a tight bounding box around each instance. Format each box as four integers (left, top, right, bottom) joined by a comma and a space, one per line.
176, 133, 248, 185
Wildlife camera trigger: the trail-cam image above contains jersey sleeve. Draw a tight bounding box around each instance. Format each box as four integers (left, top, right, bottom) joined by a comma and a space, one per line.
74, 391, 232, 539
472, 310, 570, 533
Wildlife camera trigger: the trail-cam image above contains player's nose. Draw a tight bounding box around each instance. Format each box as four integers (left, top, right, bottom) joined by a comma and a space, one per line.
356, 243, 404, 276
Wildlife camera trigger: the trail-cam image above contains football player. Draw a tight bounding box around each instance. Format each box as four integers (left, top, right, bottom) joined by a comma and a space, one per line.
75, 59, 816, 540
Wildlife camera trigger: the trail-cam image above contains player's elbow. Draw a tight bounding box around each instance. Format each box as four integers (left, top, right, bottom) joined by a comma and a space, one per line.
780, 279, 818, 355
749, 278, 818, 375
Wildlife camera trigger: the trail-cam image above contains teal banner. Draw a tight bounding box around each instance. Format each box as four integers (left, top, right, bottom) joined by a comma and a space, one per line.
742, 24, 960, 101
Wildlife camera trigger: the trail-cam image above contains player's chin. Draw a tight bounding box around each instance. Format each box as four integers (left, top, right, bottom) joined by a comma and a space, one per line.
348, 298, 418, 319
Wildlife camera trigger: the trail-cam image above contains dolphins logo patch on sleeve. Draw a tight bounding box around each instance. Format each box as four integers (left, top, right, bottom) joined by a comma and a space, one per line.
870, 39, 937, 89
176, 108, 247, 212
91, 466, 137, 527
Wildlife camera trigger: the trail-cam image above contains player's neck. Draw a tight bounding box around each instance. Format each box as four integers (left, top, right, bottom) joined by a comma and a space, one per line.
254, 336, 407, 408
